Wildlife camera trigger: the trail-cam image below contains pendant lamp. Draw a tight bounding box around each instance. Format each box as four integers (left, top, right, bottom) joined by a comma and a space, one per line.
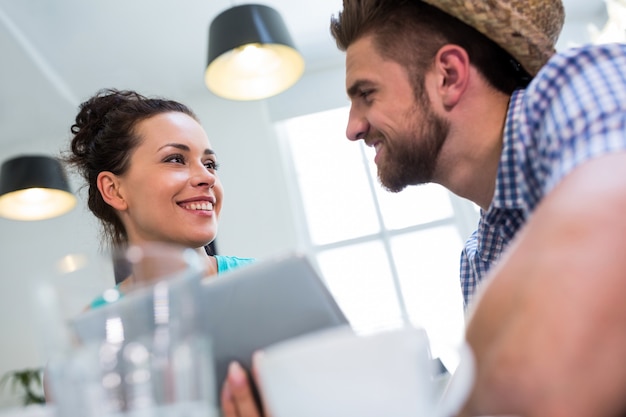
0, 155, 77, 221
205, 4, 305, 101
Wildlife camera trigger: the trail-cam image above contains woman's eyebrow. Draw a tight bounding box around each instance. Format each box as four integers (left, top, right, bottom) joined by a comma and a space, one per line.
158, 143, 216, 155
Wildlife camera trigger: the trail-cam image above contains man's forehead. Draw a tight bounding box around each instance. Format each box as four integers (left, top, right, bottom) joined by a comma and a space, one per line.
345, 36, 410, 92
345, 37, 379, 81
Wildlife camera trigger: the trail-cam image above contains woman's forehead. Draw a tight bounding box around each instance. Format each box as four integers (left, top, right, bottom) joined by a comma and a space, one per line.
135, 112, 212, 150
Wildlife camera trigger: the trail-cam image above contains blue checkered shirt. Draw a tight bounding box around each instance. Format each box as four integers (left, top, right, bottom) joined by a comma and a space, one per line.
460, 43, 626, 307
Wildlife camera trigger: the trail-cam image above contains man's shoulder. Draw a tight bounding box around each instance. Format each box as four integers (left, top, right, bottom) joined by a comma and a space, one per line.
517, 42, 626, 112
534, 43, 626, 83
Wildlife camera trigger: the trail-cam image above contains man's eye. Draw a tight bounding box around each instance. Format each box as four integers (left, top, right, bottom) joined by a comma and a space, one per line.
360, 90, 373, 100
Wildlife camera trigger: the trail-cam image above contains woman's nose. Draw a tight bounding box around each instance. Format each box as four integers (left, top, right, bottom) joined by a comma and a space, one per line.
190, 163, 216, 188
346, 105, 369, 141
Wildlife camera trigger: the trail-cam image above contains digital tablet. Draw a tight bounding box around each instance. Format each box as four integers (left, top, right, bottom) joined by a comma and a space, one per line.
71, 252, 349, 403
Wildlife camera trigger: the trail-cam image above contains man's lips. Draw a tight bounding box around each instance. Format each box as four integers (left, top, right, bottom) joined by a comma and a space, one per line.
365, 137, 383, 153
365, 139, 383, 163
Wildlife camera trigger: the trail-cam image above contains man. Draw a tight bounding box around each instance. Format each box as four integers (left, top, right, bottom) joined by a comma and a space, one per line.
329, 0, 626, 416
221, 1, 626, 416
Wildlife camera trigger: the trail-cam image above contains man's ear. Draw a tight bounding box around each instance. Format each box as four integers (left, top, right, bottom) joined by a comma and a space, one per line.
97, 171, 127, 211
432, 44, 470, 109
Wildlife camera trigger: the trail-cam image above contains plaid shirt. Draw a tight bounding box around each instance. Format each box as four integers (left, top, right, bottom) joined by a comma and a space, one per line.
460, 43, 626, 307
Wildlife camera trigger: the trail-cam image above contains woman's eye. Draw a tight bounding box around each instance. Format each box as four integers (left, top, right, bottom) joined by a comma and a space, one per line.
165, 154, 185, 164
205, 160, 220, 170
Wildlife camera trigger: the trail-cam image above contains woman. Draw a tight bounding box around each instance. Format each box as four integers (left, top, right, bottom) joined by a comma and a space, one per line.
65, 89, 254, 301
57, 88, 261, 413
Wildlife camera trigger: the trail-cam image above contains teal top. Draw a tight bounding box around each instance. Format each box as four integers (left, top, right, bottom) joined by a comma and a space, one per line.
214, 255, 255, 274
90, 254, 255, 309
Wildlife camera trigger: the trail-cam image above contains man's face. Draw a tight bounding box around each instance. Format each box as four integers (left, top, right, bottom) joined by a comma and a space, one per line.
345, 35, 449, 192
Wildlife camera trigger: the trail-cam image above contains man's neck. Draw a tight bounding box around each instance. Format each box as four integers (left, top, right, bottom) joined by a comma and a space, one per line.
435, 89, 512, 210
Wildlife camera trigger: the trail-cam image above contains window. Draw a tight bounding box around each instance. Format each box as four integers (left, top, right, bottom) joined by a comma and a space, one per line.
276, 106, 478, 357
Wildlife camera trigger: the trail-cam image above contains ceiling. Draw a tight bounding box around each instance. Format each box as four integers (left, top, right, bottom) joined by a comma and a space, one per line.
0, 0, 609, 157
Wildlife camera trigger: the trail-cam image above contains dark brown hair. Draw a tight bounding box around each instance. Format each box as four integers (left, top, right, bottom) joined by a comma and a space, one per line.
64, 88, 198, 248
330, 0, 530, 96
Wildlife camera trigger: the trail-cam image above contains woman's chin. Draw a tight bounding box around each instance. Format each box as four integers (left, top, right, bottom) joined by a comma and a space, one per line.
189, 237, 217, 251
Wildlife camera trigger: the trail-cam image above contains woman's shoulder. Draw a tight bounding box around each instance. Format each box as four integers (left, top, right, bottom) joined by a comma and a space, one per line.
88, 285, 123, 310
214, 255, 256, 274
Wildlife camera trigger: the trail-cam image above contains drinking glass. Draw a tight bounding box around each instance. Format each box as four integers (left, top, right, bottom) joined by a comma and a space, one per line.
42, 243, 217, 417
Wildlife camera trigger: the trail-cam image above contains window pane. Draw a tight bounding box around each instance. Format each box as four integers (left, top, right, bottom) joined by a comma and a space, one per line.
390, 226, 465, 351
282, 108, 380, 245
316, 242, 404, 333
364, 153, 455, 229
278, 105, 472, 359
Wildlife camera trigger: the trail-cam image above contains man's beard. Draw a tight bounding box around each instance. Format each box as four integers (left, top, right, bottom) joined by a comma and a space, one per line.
376, 101, 449, 193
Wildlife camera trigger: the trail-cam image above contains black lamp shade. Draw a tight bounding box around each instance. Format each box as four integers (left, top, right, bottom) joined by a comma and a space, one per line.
205, 4, 305, 100
208, 4, 296, 63
0, 155, 76, 221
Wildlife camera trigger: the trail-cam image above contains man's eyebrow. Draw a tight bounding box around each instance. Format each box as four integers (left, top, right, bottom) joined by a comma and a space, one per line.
346, 80, 373, 99
158, 143, 216, 155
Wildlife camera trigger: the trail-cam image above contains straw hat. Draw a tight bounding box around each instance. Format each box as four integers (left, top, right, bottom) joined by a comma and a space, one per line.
421, 0, 565, 76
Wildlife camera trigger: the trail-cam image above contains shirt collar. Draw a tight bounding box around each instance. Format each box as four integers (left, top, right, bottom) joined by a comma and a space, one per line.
490, 88, 527, 211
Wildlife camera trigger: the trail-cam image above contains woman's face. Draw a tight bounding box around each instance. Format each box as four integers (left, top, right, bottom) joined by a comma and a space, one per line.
112, 111, 223, 249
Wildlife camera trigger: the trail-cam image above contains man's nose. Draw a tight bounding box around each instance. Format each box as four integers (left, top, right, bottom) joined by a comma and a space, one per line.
346, 105, 369, 141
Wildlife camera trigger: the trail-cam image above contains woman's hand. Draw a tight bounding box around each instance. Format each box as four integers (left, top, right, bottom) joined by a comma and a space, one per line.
221, 354, 271, 417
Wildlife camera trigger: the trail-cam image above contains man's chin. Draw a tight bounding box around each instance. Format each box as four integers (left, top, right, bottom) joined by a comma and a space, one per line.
378, 174, 408, 193
378, 170, 431, 193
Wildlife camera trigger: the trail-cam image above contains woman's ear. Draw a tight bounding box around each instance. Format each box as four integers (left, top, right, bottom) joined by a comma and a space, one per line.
433, 44, 470, 109
97, 171, 127, 211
